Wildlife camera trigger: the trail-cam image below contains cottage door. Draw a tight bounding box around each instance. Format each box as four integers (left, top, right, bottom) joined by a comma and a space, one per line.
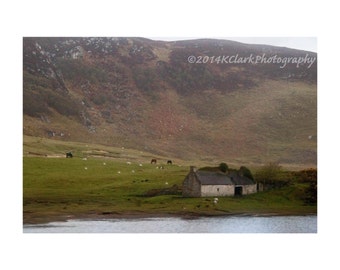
234, 186, 243, 196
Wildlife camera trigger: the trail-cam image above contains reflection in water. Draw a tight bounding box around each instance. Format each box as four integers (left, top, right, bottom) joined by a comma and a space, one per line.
23, 216, 317, 233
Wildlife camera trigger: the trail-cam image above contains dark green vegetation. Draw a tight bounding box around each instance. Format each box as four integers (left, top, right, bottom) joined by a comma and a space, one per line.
23, 138, 316, 224
23, 37, 317, 165
219, 162, 229, 173
23, 37, 317, 223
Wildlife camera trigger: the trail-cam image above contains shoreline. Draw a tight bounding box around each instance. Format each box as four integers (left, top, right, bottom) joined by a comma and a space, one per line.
23, 210, 317, 225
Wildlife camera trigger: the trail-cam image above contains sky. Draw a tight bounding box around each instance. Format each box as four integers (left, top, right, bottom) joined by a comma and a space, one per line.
151, 37, 317, 52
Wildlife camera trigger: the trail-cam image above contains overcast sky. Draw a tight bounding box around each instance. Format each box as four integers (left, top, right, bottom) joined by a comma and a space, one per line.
151, 37, 317, 53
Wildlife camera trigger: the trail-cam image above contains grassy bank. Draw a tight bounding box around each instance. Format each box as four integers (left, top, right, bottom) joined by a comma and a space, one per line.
23, 155, 316, 224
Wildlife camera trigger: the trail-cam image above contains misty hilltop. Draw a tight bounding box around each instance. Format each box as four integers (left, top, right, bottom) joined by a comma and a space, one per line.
23, 37, 317, 165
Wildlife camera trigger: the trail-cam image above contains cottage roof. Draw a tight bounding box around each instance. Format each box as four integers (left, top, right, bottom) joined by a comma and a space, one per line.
193, 170, 255, 186
195, 170, 234, 185
228, 171, 256, 185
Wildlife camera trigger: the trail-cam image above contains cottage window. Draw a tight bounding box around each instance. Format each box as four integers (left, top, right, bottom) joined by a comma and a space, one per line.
217, 188, 220, 192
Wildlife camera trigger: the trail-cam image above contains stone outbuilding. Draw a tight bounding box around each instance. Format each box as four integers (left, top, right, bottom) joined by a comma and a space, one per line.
182, 166, 257, 197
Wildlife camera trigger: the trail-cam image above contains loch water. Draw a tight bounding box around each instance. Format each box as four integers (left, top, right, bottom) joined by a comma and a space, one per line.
24, 215, 317, 233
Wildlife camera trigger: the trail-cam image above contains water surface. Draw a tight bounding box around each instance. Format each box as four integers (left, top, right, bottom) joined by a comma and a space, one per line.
24, 215, 317, 233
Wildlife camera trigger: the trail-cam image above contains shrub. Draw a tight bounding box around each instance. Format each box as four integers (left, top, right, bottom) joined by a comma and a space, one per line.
305, 181, 317, 204
219, 163, 229, 173
254, 162, 290, 190
239, 166, 254, 180
297, 168, 317, 183
255, 162, 281, 181
294, 168, 317, 204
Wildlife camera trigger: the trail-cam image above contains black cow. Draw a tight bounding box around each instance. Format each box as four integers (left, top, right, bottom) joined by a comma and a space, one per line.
167, 160, 172, 165
66, 152, 73, 158
151, 159, 157, 164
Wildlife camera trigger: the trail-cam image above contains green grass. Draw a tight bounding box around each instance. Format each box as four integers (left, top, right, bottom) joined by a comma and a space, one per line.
23, 153, 316, 224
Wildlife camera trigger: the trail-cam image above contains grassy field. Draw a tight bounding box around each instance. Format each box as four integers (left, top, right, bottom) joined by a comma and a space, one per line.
23, 136, 316, 224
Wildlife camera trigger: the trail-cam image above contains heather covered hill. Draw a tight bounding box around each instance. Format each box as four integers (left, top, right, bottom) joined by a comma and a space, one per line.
23, 37, 317, 165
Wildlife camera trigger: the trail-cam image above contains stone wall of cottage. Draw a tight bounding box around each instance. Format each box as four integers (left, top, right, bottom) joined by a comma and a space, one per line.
201, 185, 235, 197
241, 184, 257, 195
182, 172, 201, 197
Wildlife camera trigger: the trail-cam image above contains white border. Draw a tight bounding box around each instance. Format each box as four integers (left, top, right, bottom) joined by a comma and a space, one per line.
1, 0, 338, 269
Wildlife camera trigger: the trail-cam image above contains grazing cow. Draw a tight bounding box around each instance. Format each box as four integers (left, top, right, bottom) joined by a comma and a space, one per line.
167, 160, 172, 165
66, 152, 73, 158
151, 159, 157, 164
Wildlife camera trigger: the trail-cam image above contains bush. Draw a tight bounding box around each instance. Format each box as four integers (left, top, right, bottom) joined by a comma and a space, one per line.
255, 162, 281, 181
294, 168, 317, 204
239, 166, 254, 180
219, 163, 229, 173
297, 168, 317, 183
254, 162, 290, 190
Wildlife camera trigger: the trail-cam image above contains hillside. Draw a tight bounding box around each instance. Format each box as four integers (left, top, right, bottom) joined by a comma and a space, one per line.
23, 37, 317, 166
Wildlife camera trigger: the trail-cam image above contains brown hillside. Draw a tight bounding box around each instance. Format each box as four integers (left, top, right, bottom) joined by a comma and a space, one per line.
23, 37, 317, 166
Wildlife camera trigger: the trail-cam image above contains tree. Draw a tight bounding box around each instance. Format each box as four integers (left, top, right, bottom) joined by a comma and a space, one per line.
305, 181, 317, 204
219, 163, 229, 173
255, 162, 281, 182
296, 168, 317, 204
254, 162, 289, 189
239, 166, 254, 180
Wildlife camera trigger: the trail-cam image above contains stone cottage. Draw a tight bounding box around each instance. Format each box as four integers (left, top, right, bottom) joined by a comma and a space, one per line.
182, 166, 257, 197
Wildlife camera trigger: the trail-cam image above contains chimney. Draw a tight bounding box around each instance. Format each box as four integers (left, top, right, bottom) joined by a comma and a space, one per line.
190, 166, 197, 173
